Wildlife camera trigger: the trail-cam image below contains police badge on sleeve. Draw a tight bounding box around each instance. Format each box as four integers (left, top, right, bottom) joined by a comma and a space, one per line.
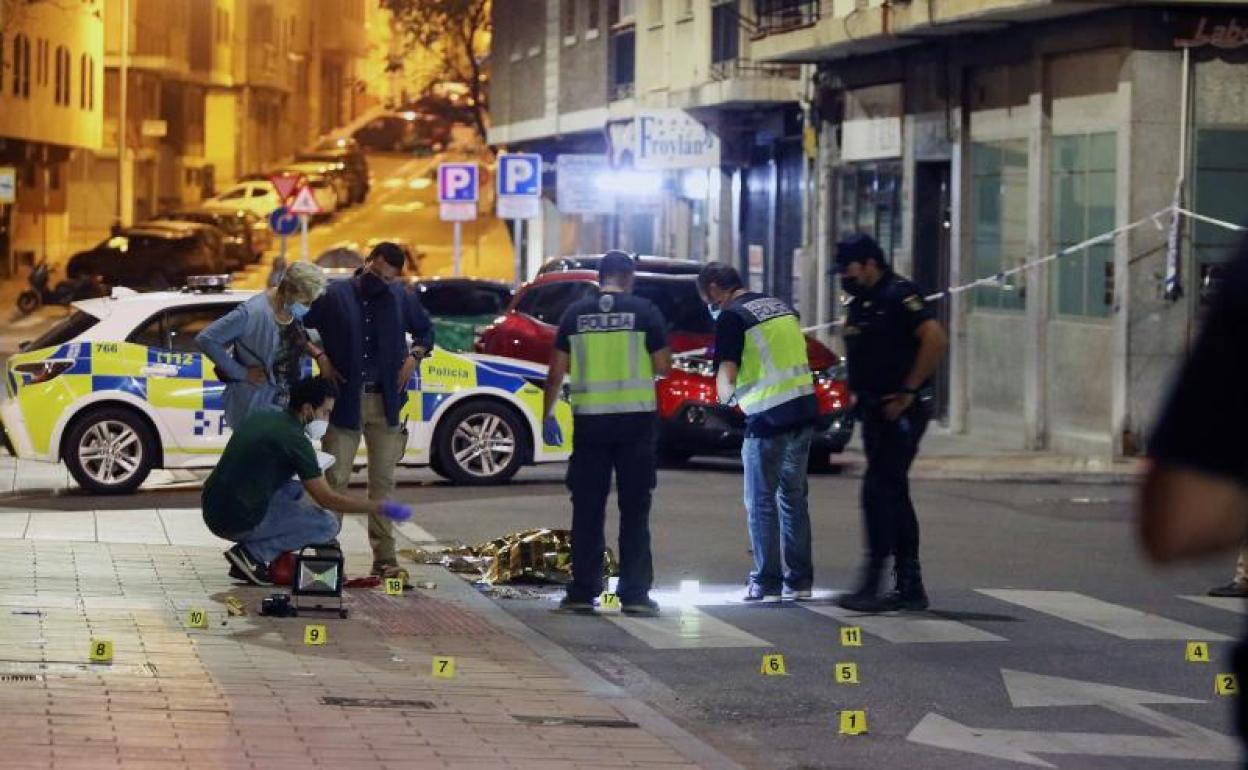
903, 294, 924, 312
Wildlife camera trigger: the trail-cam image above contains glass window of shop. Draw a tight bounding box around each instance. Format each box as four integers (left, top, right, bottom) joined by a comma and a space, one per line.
970, 140, 1028, 311
1192, 57, 1248, 303
835, 161, 903, 260
1050, 132, 1117, 319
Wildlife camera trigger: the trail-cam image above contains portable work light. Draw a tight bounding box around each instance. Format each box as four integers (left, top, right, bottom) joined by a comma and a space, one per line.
291, 543, 348, 618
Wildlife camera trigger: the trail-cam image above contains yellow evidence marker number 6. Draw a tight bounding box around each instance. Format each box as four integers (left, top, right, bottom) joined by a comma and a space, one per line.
839, 710, 868, 735
384, 577, 404, 596
1217, 674, 1238, 696
1186, 641, 1210, 663
433, 656, 456, 678
841, 627, 863, 647
89, 639, 113, 663
761, 654, 787, 676
835, 662, 859, 684
304, 625, 326, 646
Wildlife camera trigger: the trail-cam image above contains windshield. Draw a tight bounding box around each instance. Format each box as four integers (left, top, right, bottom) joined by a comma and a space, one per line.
634, 278, 713, 335
25, 310, 100, 351
417, 284, 511, 317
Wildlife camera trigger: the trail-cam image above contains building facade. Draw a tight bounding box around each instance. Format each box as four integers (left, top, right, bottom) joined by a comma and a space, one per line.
751, 1, 1248, 456
0, 0, 104, 277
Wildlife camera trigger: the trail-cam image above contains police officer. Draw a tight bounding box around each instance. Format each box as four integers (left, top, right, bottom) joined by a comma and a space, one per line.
834, 234, 948, 613
541, 251, 671, 617
698, 263, 819, 602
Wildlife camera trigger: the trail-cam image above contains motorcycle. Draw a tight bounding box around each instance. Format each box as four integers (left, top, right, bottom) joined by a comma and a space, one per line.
17, 261, 108, 315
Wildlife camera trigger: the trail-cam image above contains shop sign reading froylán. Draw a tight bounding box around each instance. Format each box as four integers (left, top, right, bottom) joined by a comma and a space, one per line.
605, 109, 721, 170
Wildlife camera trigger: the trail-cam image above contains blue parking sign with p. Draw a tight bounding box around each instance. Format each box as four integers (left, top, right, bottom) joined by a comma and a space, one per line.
498, 154, 541, 197
438, 163, 478, 203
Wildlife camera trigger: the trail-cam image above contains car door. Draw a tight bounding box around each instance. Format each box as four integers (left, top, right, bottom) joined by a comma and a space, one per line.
127, 302, 241, 465
511, 282, 595, 362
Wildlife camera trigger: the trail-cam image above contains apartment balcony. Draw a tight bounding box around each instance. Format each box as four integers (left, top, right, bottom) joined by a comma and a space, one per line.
750, 0, 1112, 62
245, 44, 292, 92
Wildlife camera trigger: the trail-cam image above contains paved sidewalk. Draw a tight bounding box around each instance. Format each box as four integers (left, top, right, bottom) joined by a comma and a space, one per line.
0, 538, 737, 770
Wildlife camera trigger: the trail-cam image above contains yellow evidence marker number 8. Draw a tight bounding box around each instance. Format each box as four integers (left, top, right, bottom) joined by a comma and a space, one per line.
433, 656, 456, 678
835, 662, 859, 684
384, 577, 404, 596
841, 627, 863, 647
761, 654, 787, 676
304, 625, 326, 646
839, 710, 868, 735
1186, 642, 1210, 663
1217, 674, 1238, 696
186, 609, 207, 628
89, 639, 113, 663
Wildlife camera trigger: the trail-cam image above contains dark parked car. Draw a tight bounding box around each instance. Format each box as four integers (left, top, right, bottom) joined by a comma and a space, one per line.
157, 209, 261, 270
412, 278, 513, 352
353, 111, 448, 155
297, 137, 369, 205
67, 221, 226, 290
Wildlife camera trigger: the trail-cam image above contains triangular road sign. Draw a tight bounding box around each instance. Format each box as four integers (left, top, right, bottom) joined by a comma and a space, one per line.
288, 186, 321, 216
269, 173, 303, 203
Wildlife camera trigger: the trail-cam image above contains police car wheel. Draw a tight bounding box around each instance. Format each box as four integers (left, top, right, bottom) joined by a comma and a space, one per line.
64, 408, 156, 494
434, 401, 523, 485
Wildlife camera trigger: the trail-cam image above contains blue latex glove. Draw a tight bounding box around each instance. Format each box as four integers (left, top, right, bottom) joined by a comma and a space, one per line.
380, 500, 412, 522
542, 416, 563, 447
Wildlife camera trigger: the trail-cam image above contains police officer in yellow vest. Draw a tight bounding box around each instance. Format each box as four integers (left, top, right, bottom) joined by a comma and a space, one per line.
542, 252, 671, 616
698, 263, 819, 603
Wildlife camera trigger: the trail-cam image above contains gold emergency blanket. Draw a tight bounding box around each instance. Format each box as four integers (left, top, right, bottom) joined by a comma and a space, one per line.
400, 528, 618, 585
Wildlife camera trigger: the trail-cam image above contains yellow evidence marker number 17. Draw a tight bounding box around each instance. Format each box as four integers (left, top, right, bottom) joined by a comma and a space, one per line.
761, 654, 787, 676
839, 710, 868, 735
841, 627, 863, 647
89, 639, 113, 663
384, 577, 404, 596
304, 625, 327, 646
1186, 641, 1210, 663
433, 656, 456, 678
1217, 674, 1238, 696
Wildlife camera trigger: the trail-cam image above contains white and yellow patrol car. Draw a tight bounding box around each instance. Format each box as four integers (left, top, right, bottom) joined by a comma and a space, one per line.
0, 285, 572, 494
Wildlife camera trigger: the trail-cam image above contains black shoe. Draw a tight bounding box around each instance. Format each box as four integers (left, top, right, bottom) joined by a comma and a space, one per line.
553, 597, 596, 615
1208, 581, 1248, 598
892, 561, 930, 611
227, 563, 250, 583
835, 590, 900, 613
622, 598, 660, 617
224, 545, 273, 587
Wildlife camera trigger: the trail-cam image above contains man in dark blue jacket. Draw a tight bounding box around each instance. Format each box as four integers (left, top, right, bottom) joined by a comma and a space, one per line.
303, 242, 433, 575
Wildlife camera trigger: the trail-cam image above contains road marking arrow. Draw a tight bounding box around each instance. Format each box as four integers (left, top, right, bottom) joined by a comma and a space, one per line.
906, 669, 1239, 767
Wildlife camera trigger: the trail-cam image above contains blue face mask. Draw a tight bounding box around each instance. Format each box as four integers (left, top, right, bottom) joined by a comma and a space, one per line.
288, 301, 310, 320
707, 303, 721, 321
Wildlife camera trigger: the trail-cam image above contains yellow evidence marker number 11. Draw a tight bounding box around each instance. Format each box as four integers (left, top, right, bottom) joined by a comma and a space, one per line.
1217, 674, 1238, 696
89, 639, 113, 663
433, 656, 456, 678
841, 627, 863, 647
1186, 641, 1210, 663
384, 577, 404, 596
839, 710, 868, 735
761, 654, 787, 676
304, 625, 326, 646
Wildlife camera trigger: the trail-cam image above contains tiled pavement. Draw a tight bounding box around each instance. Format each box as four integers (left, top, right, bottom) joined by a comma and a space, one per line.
0, 539, 735, 769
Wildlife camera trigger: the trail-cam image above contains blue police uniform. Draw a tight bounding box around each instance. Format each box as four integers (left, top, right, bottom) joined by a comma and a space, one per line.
842, 269, 935, 607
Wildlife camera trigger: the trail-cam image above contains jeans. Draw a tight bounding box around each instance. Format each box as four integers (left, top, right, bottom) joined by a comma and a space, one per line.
742, 425, 814, 593
565, 418, 656, 604
237, 480, 341, 565
323, 392, 408, 570
859, 400, 931, 566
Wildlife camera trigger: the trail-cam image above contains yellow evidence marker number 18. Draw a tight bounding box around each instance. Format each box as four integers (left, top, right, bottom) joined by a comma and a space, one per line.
89, 639, 113, 663
839, 710, 868, 735
841, 627, 863, 647
433, 656, 456, 678
1217, 674, 1238, 696
186, 609, 208, 629
1186, 641, 1210, 663
761, 654, 787, 676
304, 625, 327, 646
384, 577, 404, 596
835, 662, 859, 684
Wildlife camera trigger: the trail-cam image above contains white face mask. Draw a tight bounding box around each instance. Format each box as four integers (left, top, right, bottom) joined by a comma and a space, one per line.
305, 418, 329, 442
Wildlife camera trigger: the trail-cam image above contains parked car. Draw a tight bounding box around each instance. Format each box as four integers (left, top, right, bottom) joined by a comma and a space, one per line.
353, 111, 447, 155
476, 259, 854, 463
66, 221, 227, 290
281, 161, 352, 210
157, 209, 262, 270
297, 138, 369, 205
412, 278, 514, 353
202, 181, 282, 219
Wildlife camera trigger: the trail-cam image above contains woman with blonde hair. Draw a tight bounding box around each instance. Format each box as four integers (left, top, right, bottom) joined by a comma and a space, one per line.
197, 261, 329, 429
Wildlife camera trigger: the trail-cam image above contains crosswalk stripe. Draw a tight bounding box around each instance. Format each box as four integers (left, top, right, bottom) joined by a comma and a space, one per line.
605, 607, 771, 649
1180, 595, 1248, 616
802, 604, 1007, 643
978, 589, 1233, 641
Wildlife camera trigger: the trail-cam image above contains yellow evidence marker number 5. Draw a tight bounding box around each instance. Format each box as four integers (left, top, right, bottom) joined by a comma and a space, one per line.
433, 656, 456, 678
89, 639, 113, 663
761, 654, 787, 676
835, 663, 859, 684
304, 625, 327, 646
839, 710, 868, 735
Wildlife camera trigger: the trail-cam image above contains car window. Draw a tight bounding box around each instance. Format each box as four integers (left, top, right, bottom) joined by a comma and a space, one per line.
127, 313, 166, 349
249, 187, 269, 198
417, 284, 511, 317
26, 310, 101, 351
515, 282, 594, 325
634, 278, 713, 334
166, 305, 237, 353
219, 188, 246, 201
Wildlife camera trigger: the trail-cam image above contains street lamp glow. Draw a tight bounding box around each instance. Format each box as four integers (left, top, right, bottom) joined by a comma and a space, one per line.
680, 579, 700, 595
596, 170, 662, 197
681, 170, 709, 199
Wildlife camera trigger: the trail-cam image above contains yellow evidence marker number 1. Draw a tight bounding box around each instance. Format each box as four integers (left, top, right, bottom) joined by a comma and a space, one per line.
835, 662, 859, 684
186, 609, 208, 629
89, 639, 113, 663
433, 656, 456, 678
761, 654, 787, 676
841, 627, 863, 647
304, 625, 327, 646
384, 577, 404, 596
839, 710, 868, 735
1186, 641, 1210, 663
1217, 674, 1238, 696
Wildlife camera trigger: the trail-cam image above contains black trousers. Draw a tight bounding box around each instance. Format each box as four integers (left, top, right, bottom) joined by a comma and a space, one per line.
565, 419, 657, 603
859, 399, 931, 566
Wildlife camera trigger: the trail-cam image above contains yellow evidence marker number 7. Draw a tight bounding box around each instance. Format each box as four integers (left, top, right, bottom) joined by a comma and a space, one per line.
433, 656, 456, 678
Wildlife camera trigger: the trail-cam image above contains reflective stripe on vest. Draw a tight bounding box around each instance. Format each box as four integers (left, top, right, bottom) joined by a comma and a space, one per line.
736, 314, 812, 417
568, 329, 656, 415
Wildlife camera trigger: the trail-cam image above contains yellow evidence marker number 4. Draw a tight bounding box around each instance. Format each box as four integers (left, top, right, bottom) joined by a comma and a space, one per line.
89, 639, 113, 663
761, 654, 787, 676
1217, 674, 1238, 696
841, 627, 863, 647
835, 662, 859, 684
304, 625, 327, 646
839, 710, 868, 735
384, 577, 404, 596
433, 656, 456, 678
1186, 641, 1210, 663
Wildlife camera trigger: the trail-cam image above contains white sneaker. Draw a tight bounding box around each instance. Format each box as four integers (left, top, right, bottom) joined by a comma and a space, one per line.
784, 588, 814, 601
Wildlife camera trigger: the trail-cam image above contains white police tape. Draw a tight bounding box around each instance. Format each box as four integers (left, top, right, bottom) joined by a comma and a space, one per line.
801, 205, 1245, 334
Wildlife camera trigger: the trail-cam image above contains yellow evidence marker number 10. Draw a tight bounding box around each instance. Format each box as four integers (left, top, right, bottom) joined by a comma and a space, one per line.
89, 639, 113, 663
304, 625, 327, 646
841, 627, 863, 647
1217, 674, 1238, 696
839, 710, 868, 735
835, 662, 859, 684
1186, 642, 1210, 663
433, 656, 456, 678
761, 654, 787, 676
384, 577, 404, 596
186, 609, 208, 629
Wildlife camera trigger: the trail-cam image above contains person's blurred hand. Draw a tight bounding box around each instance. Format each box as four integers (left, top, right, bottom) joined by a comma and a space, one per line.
542, 416, 563, 447
380, 500, 412, 522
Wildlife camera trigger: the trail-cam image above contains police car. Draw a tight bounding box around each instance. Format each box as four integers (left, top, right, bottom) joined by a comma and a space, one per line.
0, 281, 573, 494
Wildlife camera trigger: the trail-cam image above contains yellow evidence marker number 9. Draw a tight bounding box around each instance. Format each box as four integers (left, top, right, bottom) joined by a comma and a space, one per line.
186, 609, 207, 628
839, 710, 868, 735
1186, 642, 1210, 663
841, 627, 862, 647
835, 663, 859, 684
304, 625, 326, 646
384, 577, 404, 596
89, 639, 113, 663
433, 656, 456, 678
1217, 674, 1238, 696
761, 654, 787, 676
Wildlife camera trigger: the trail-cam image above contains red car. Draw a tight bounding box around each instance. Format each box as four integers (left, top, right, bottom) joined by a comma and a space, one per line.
475, 256, 854, 465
